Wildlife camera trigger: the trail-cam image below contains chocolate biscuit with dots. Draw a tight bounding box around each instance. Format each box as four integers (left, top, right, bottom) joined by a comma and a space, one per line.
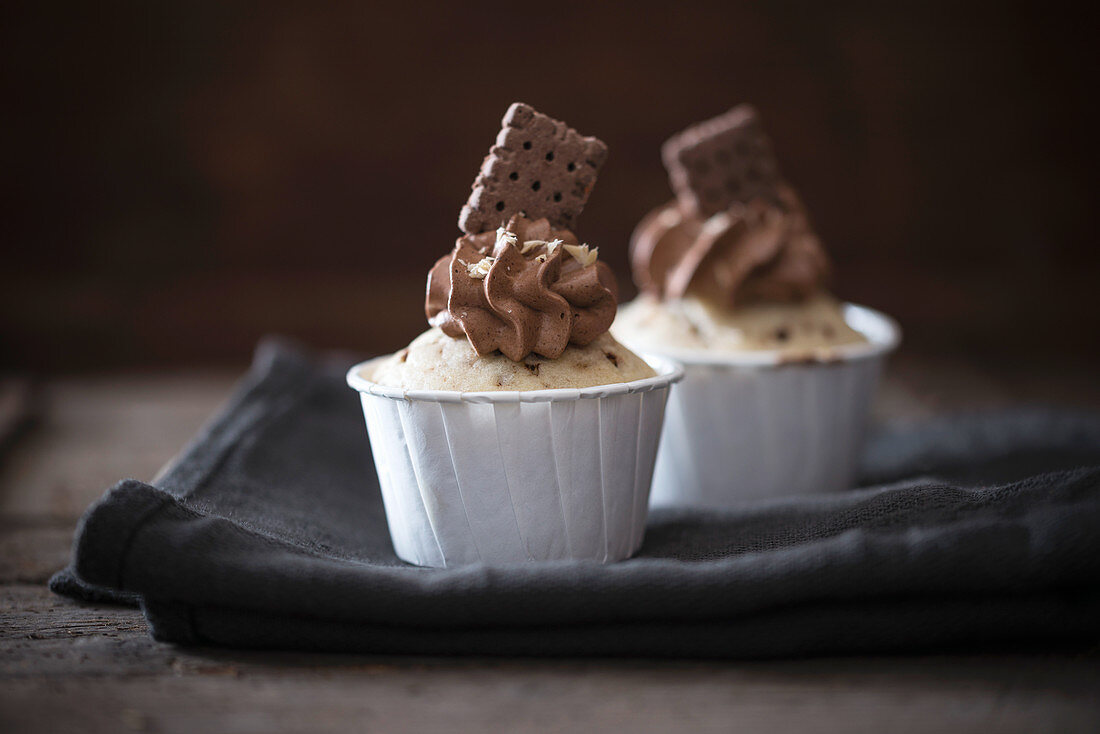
661, 104, 783, 218
458, 103, 608, 235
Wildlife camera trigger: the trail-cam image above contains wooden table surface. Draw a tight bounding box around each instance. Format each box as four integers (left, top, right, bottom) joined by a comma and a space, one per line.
2, 355, 1099, 733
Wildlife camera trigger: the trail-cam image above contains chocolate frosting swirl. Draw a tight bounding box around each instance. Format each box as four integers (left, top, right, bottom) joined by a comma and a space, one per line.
426, 215, 618, 361
629, 186, 829, 307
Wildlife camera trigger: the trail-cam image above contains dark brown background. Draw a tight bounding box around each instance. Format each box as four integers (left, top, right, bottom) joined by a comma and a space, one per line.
3, 1, 1098, 373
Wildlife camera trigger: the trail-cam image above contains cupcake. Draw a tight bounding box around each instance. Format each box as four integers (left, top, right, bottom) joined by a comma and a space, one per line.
347, 103, 682, 567
613, 105, 899, 508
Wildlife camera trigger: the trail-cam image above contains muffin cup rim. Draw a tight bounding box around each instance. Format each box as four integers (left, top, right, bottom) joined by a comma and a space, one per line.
347, 353, 684, 404
617, 302, 901, 368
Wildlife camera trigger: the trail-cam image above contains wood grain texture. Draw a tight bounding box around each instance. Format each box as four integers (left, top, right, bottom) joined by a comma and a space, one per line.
0, 372, 237, 521
1, 366, 1099, 732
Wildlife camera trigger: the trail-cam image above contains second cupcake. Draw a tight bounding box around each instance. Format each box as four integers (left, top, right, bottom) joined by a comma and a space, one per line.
613, 105, 899, 508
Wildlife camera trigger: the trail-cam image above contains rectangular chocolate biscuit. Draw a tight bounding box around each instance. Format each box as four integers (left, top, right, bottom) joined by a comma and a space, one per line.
661, 104, 782, 217
459, 103, 608, 235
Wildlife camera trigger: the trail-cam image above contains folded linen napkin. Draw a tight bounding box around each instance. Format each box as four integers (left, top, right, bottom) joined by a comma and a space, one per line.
50, 340, 1100, 657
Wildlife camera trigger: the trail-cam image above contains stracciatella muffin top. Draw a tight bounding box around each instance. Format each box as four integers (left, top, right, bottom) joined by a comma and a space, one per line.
369, 327, 654, 391
371, 102, 655, 391
614, 292, 864, 354
614, 104, 868, 355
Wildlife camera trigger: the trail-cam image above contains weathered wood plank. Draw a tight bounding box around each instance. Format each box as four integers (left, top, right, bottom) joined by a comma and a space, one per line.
0, 649, 1097, 734
2, 587, 1099, 731
0, 373, 237, 521
0, 521, 73, 584
0, 585, 164, 678
2, 585, 147, 642
5, 586, 1099, 684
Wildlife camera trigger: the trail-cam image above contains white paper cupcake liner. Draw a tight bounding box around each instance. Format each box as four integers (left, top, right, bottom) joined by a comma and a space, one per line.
346, 357, 683, 567
623, 304, 900, 509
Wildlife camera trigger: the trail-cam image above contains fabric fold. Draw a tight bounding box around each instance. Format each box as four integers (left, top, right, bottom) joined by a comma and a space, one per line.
49, 341, 1100, 658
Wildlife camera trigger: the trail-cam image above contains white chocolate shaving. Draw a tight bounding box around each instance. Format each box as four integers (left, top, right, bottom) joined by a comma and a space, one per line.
521, 237, 564, 257
496, 227, 517, 249
563, 243, 598, 267
466, 256, 496, 279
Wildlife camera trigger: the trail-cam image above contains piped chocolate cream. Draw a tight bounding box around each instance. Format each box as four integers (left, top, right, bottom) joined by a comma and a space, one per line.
630, 185, 829, 308
426, 214, 618, 361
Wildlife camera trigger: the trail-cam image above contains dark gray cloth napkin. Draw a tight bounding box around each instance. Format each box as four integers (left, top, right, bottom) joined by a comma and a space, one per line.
50, 340, 1100, 658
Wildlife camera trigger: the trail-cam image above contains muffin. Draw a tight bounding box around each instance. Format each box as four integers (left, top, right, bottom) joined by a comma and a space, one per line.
612, 104, 899, 508
370, 326, 655, 392
347, 103, 682, 567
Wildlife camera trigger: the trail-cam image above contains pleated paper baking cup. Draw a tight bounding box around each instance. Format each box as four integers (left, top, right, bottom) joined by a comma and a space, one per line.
622, 304, 900, 509
346, 357, 683, 567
